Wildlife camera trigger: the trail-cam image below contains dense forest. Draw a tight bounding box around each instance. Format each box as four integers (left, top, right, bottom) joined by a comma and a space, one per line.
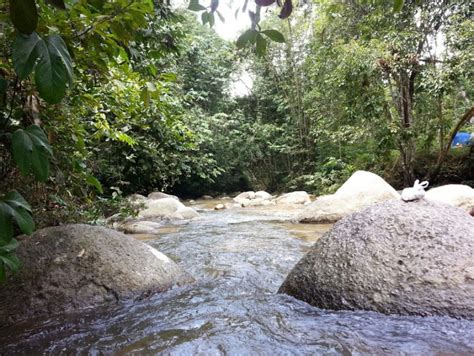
0, 0, 473, 278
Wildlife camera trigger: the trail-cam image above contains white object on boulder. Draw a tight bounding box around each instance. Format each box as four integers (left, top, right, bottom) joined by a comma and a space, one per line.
299, 171, 400, 223
276, 191, 311, 205
215, 204, 225, 210
425, 184, 474, 214
401, 180, 429, 202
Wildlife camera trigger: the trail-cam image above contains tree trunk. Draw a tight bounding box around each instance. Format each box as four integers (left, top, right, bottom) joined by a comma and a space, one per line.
426, 106, 474, 181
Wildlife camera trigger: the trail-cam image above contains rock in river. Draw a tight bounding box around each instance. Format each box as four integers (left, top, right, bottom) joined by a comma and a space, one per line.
280, 199, 474, 319
425, 184, 474, 215
0, 225, 194, 324
299, 170, 399, 223
276, 191, 311, 205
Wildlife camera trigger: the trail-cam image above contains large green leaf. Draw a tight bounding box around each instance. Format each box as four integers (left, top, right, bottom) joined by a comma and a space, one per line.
11, 125, 53, 181
0, 255, 21, 272
188, 0, 206, 11
3, 191, 31, 212
0, 204, 14, 243
12, 33, 42, 79
0, 239, 19, 253
261, 30, 285, 43
0, 191, 34, 245
236, 29, 258, 49
256, 33, 267, 57
35, 35, 73, 104
85, 174, 104, 194
9, 0, 38, 34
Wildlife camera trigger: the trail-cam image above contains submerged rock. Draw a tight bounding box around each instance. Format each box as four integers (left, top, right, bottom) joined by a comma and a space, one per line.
425, 184, 474, 215
276, 191, 311, 205
0, 225, 194, 324
299, 171, 399, 223
280, 199, 474, 319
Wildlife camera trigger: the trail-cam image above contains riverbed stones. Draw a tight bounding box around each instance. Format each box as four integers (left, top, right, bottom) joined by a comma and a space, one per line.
0, 225, 194, 324
299, 170, 400, 223
280, 199, 474, 319
425, 184, 474, 215
276, 191, 311, 205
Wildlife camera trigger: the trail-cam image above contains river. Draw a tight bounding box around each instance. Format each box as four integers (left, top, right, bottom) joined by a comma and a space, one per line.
1, 201, 473, 354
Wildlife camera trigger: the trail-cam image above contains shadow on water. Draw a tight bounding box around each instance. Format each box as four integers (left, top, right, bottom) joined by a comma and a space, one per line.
1, 207, 473, 354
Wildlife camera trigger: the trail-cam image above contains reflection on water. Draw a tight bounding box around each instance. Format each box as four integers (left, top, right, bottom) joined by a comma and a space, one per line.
1, 207, 473, 354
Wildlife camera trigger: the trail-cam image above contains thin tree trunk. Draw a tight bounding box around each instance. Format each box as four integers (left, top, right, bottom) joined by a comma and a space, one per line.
426, 106, 474, 181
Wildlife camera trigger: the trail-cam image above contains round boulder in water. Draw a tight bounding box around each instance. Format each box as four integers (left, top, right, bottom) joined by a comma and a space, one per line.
0, 224, 194, 324
279, 199, 474, 319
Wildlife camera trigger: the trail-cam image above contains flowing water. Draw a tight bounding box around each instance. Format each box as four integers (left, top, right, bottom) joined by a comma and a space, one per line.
1, 201, 473, 355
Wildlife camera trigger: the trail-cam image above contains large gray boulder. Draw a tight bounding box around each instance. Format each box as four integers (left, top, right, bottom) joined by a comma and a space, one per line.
425, 184, 474, 215
0, 225, 193, 324
280, 199, 474, 319
299, 171, 399, 223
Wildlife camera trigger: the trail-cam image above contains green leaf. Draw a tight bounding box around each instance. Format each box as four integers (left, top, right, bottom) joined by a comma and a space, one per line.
236, 29, 258, 49
216, 10, 225, 23
35, 35, 73, 104
10, 0, 38, 34
12, 33, 42, 79
11, 125, 52, 181
0, 204, 14, 243
12, 130, 33, 176
393, 0, 404, 12
47, 35, 73, 85
31, 147, 50, 182
46, 0, 66, 9
85, 174, 104, 194
0, 255, 21, 272
201, 12, 210, 25
1, 192, 34, 236
261, 29, 285, 43
256, 33, 267, 57
12, 207, 34, 235
208, 12, 215, 27
0, 239, 19, 253
188, 0, 206, 11
4, 191, 31, 212
27, 125, 53, 155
